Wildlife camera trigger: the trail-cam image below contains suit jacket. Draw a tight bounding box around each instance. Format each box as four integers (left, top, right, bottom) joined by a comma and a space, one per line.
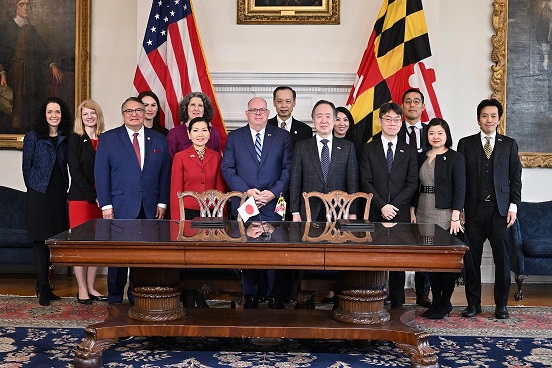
94, 125, 171, 220
170, 146, 226, 219
22, 131, 68, 194
268, 116, 312, 147
221, 124, 293, 217
398, 122, 430, 153
290, 136, 359, 220
457, 132, 522, 218
415, 149, 466, 211
359, 133, 418, 222
67, 132, 98, 202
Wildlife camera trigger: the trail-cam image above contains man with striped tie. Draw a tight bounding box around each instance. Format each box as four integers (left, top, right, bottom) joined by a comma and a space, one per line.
221, 97, 293, 309
359, 102, 418, 308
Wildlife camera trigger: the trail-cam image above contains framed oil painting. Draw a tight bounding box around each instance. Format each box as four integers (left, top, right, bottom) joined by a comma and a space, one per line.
491, 0, 552, 167
0, 0, 90, 150
237, 0, 340, 25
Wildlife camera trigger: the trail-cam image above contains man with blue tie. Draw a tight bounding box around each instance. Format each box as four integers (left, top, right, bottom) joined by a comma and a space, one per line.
359, 102, 418, 308
221, 97, 293, 309
94, 97, 171, 304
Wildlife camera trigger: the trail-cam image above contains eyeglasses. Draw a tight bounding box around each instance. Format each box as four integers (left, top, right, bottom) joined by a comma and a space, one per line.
403, 98, 422, 106
122, 108, 145, 115
247, 108, 269, 114
381, 116, 402, 124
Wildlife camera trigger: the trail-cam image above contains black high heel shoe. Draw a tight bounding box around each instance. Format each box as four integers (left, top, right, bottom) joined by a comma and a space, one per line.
88, 293, 107, 302
77, 293, 92, 305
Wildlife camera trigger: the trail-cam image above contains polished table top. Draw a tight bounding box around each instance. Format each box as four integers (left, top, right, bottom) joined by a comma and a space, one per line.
47, 220, 468, 272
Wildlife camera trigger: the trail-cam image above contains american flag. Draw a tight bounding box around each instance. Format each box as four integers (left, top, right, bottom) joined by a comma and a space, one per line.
132, 0, 227, 147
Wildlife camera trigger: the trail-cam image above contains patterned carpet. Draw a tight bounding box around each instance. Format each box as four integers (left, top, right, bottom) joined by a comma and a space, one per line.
0, 296, 551, 367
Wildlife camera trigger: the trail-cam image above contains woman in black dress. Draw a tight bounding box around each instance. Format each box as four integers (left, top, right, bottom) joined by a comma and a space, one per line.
22, 97, 71, 306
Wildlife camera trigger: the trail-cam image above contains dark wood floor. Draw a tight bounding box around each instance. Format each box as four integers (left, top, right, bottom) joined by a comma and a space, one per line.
0, 273, 550, 307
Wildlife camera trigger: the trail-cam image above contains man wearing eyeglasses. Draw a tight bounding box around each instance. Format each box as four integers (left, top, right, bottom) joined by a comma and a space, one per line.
221, 97, 293, 309
94, 96, 171, 304
399, 89, 430, 153
359, 102, 418, 308
399, 88, 432, 308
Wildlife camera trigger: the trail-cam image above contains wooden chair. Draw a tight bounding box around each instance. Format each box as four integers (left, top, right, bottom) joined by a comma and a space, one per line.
177, 190, 246, 221
302, 190, 372, 221
177, 190, 247, 305
300, 190, 373, 305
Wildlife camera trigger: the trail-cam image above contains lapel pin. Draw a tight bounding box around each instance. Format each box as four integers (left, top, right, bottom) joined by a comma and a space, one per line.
267, 133, 272, 137
337, 146, 342, 150
190, 154, 195, 158
443, 156, 447, 160
294, 131, 297, 134
399, 149, 404, 153
83, 139, 87, 142
147, 137, 151, 140
498, 138, 502, 142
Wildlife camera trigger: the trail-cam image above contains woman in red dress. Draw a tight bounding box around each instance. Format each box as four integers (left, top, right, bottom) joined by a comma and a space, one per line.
67, 100, 106, 304
170, 117, 226, 220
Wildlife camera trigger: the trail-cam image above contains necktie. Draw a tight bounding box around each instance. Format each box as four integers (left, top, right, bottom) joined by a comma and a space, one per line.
321, 139, 330, 182
386, 141, 394, 174
280, 121, 286, 130
484, 136, 492, 159
254, 132, 262, 163
132, 132, 141, 167
409, 126, 417, 150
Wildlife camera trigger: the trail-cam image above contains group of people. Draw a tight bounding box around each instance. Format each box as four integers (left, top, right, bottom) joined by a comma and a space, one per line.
22, 85, 522, 322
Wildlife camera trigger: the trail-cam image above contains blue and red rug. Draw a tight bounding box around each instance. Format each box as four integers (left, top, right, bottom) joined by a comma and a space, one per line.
0, 297, 551, 367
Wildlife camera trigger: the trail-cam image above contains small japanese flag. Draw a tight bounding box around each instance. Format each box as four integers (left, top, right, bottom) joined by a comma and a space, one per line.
237, 196, 259, 222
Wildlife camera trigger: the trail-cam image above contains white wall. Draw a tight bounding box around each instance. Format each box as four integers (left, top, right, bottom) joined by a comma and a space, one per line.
2, 2, 551, 281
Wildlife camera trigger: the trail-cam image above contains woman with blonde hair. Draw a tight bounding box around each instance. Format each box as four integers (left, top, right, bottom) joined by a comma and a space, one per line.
67, 99, 106, 304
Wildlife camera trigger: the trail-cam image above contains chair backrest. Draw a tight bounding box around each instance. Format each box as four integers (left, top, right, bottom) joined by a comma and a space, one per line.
516, 200, 552, 240
177, 190, 247, 221
302, 190, 373, 222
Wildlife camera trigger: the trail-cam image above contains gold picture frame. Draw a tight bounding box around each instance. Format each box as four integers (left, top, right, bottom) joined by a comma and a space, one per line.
237, 0, 340, 25
491, 0, 552, 167
0, 0, 91, 150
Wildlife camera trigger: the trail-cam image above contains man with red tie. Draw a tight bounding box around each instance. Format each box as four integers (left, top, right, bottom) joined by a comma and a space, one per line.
94, 97, 171, 304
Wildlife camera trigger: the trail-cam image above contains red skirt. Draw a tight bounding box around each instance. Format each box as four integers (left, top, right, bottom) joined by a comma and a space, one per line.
68, 200, 102, 228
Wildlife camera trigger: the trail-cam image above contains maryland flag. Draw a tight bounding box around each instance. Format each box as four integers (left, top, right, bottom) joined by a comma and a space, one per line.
347, 0, 442, 146
274, 193, 286, 220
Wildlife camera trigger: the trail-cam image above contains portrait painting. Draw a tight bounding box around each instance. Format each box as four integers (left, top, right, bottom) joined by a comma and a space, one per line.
0, 0, 90, 149
491, 0, 552, 167
238, 0, 339, 24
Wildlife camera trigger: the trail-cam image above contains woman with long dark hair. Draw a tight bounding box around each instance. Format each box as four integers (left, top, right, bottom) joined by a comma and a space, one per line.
411, 118, 466, 319
22, 96, 70, 306
137, 90, 169, 136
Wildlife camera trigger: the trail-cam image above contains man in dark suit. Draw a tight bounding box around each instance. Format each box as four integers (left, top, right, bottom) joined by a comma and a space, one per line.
94, 97, 171, 304
458, 98, 522, 319
290, 100, 359, 221
267, 86, 312, 300
268, 86, 312, 147
359, 102, 418, 308
221, 97, 293, 309
399, 88, 431, 308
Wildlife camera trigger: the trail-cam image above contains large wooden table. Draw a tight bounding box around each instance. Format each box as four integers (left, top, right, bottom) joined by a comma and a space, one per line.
47, 219, 468, 368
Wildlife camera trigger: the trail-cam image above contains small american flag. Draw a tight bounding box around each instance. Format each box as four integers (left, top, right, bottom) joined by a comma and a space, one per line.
131, 0, 227, 148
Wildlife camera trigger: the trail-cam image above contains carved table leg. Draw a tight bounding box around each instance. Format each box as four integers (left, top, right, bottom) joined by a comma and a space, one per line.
74, 327, 116, 368
333, 271, 439, 367
128, 268, 184, 321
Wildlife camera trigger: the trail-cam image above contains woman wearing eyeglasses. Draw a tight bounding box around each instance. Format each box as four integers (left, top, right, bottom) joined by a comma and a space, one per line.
410, 118, 466, 319
166, 92, 222, 159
